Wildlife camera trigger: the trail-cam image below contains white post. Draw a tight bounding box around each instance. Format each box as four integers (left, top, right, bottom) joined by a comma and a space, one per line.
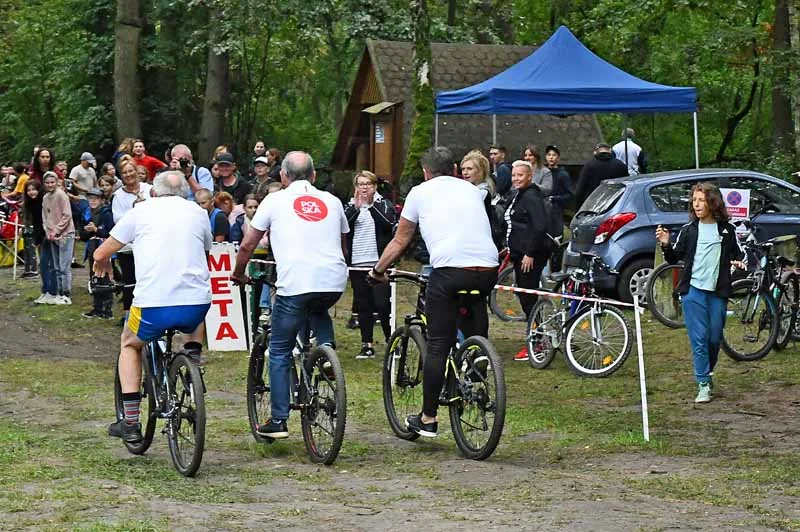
633, 298, 650, 442
492, 114, 497, 145
434, 113, 439, 148
390, 280, 397, 332
693, 112, 700, 169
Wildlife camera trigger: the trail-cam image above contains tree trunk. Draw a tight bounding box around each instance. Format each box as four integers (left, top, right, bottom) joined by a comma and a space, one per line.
400, 0, 434, 191
789, 0, 800, 164
198, 17, 230, 167
113, 0, 142, 140
772, 0, 793, 153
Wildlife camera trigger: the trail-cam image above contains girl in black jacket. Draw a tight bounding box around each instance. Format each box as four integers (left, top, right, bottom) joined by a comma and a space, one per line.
657, 182, 745, 403
344, 171, 397, 359
505, 160, 551, 361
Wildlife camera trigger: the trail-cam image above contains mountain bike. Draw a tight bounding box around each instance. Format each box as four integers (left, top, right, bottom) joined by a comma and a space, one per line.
245, 273, 346, 465
525, 252, 632, 377
383, 271, 506, 460
96, 279, 207, 477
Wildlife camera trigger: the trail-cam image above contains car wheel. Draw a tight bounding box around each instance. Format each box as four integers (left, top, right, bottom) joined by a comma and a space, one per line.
618, 258, 653, 305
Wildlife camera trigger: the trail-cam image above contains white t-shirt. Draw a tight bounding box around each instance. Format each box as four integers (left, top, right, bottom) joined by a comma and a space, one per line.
250, 180, 349, 296
112, 183, 153, 254
612, 139, 642, 175
110, 196, 212, 308
401, 176, 499, 269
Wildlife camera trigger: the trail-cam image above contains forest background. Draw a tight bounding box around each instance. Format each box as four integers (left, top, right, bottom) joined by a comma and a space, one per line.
1, 0, 800, 186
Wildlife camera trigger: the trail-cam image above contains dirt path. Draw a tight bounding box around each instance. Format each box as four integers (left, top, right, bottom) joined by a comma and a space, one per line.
0, 272, 796, 531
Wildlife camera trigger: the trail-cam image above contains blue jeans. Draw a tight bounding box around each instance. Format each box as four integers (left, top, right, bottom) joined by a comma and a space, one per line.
40, 241, 56, 295
682, 286, 727, 384
50, 235, 75, 296
269, 291, 341, 421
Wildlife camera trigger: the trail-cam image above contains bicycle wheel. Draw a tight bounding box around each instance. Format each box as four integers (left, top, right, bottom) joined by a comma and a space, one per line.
382, 326, 426, 441
167, 354, 206, 477
526, 299, 561, 369
300, 345, 346, 465
722, 279, 779, 361
246, 332, 271, 443
774, 274, 798, 351
448, 336, 506, 460
113, 349, 156, 455
489, 266, 525, 322
645, 262, 685, 329
564, 304, 631, 377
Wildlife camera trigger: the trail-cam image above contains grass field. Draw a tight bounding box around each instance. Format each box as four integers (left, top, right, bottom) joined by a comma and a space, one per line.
1, 261, 800, 531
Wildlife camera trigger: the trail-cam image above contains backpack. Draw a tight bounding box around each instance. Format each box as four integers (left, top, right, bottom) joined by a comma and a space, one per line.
486, 192, 507, 251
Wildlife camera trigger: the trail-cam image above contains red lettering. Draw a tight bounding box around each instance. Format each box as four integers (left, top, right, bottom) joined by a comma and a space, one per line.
212, 299, 233, 317
210, 277, 231, 294
215, 322, 238, 340
208, 253, 231, 272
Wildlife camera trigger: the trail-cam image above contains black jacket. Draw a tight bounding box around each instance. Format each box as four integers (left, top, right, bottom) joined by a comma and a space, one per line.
344, 196, 396, 265
663, 220, 745, 298
507, 184, 549, 261
575, 152, 628, 207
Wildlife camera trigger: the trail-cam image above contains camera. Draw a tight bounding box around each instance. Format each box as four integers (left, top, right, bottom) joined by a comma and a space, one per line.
179, 157, 192, 169
64, 178, 74, 192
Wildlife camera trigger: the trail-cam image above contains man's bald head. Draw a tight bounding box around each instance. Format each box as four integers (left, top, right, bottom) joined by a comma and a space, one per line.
280, 151, 315, 184
153, 170, 190, 198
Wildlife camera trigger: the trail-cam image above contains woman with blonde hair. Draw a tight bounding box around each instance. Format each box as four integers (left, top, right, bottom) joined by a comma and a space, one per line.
460, 150, 494, 199
344, 170, 397, 359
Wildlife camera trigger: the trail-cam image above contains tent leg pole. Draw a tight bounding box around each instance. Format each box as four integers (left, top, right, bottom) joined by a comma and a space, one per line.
693, 112, 700, 169
623, 115, 629, 173
492, 114, 497, 145
434, 113, 439, 148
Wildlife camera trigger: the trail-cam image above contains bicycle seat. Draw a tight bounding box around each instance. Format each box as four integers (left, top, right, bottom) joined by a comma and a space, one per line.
548, 272, 571, 283
777, 255, 795, 268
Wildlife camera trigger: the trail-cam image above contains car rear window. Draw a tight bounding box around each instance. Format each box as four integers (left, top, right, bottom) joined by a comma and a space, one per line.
577, 182, 625, 215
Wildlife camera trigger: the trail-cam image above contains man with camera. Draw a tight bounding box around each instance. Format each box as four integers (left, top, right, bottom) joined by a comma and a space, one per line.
169, 144, 214, 201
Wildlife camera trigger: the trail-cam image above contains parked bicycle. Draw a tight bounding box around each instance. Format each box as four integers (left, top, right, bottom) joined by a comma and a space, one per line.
97, 278, 207, 477
383, 271, 506, 460
245, 270, 347, 465
525, 252, 632, 377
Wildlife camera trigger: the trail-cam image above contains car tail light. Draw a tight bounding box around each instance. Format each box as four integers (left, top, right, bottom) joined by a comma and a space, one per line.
594, 212, 636, 244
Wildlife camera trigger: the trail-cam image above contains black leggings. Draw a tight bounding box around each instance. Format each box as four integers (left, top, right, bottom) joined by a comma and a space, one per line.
118, 252, 136, 311
513, 256, 547, 319
423, 267, 497, 418
349, 270, 391, 343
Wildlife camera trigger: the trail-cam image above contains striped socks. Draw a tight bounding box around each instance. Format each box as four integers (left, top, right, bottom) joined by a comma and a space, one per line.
122, 392, 141, 425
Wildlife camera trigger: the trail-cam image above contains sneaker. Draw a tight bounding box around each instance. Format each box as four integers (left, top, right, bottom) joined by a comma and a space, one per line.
256, 419, 288, 439
52, 295, 71, 305
40, 294, 59, 305
98, 313, 113, 320
108, 419, 143, 443
82, 309, 100, 318
346, 315, 359, 329
70, 260, 84, 268
33, 294, 48, 304
514, 347, 529, 361
21, 271, 38, 279
695, 383, 712, 404
406, 413, 438, 438
356, 345, 375, 359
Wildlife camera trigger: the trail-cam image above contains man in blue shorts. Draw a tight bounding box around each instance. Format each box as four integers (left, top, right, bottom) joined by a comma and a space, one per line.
93, 171, 213, 443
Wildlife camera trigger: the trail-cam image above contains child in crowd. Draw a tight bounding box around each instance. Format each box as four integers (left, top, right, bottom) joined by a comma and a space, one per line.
98, 174, 117, 201
38, 171, 75, 305
136, 165, 149, 183
80, 188, 115, 319
21, 179, 44, 278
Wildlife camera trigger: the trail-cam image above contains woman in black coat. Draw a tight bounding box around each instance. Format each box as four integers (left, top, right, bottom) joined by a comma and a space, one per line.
344, 170, 397, 359
505, 160, 551, 361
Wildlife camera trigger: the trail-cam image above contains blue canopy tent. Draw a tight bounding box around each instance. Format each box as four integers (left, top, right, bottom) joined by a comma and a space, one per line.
435, 26, 700, 168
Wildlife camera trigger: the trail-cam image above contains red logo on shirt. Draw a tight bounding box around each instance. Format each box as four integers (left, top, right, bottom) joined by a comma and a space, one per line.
293, 196, 328, 222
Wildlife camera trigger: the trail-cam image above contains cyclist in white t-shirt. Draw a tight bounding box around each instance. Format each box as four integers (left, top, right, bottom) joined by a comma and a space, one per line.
369, 146, 499, 438
93, 171, 213, 444
231, 151, 349, 440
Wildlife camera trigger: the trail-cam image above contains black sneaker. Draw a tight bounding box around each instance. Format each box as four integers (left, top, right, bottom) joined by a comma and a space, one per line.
108, 419, 143, 443
406, 414, 438, 438
98, 312, 113, 320
21, 271, 38, 278
355, 345, 375, 359
346, 315, 359, 329
82, 309, 100, 319
71, 260, 84, 269
256, 419, 288, 439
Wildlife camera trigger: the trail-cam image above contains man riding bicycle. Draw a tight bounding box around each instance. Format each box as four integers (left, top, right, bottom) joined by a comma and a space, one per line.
93, 171, 212, 443
369, 147, 499, 437
231, 151, 348, 439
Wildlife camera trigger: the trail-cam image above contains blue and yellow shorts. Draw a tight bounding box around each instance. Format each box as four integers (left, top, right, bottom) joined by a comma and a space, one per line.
127, 304, 211, 342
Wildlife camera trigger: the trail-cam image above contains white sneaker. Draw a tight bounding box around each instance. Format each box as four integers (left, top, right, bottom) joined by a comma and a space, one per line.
41, 294, 59, 304
51, 295, 70, 305
33, 294, 47, 304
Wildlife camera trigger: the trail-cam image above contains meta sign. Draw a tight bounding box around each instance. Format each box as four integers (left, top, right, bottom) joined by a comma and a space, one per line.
206, 242, 248, 351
